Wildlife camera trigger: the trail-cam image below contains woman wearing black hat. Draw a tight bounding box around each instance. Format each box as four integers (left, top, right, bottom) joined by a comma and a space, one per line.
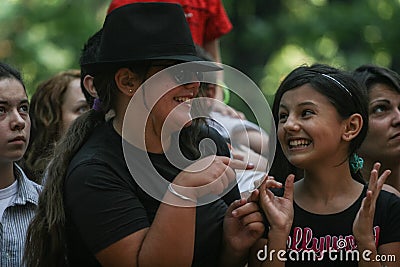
24, 3, 264, 267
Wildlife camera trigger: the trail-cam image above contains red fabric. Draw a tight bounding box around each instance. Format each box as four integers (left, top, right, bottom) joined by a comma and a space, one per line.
107, 0, 232, 46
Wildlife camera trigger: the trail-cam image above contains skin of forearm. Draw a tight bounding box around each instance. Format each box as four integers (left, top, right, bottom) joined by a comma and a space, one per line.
218, 239, 248, 267
357, 241, 381, 267
138, 192, 197, 266
259, 231, 288, 267
203, 39, 225, 102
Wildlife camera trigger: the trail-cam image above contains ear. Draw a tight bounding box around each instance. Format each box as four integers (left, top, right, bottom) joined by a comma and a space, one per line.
342, 113, 363, 141
83, 75, 98, 98
115, 68, 139, 96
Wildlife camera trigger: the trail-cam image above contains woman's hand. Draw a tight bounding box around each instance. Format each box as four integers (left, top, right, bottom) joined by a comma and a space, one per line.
172, 155, 253, 200
259, 175, 294, 235
353, 162, 391, 246
231, 144, 268, 172
220, 190, 265, 267
224, 190, 265, 251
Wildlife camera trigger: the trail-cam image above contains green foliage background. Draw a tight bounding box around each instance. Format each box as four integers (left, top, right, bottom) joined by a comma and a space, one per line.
1, 0, 400, 118
0, 0, 109, 96
222, 0, 400, 107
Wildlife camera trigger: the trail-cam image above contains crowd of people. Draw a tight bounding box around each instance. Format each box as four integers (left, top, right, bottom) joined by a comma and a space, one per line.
0, 1, 399, 266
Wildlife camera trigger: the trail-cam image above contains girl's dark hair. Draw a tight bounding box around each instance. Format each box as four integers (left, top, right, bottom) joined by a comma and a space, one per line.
23, 61, 150, 267
22, 70, 81, 184
269, 64, 368, 184
352, 64, 400, 98
79, 28, 103, 107
0, 61, 26, 91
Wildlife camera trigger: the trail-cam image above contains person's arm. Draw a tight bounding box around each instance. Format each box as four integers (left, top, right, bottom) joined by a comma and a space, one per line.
203, 39, 228, 105
376, 183, 400, 266
95, 156, 252, 267
255, 175, 295, 267
231, 144, 268, 172
96, 195, 197, 267
377, 242, 400, 267
203, 39, 221, 64
203, 37, 247, 119
219, 190, 265, 267
67, 162, 195, 267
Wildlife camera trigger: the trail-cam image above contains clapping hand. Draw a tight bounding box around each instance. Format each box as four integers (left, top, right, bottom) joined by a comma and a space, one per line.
259, 175, 295, 235
353, 163, 391, 246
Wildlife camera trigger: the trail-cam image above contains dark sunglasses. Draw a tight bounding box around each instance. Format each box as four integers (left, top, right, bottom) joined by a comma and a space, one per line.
152, 64, 203, 84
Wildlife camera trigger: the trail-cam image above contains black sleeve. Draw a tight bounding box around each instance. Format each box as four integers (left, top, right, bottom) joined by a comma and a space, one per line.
65, 160, 150, 254
377, 192, 400, 246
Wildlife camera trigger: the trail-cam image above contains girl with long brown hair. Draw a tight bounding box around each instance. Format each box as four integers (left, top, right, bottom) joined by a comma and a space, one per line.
22, 70, 89, 183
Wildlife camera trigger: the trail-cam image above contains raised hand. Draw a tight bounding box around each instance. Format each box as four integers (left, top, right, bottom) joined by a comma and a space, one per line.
220, 190, 265, 266
171, 155, 253, 201
259, 175, 295, 235
224, 190, 265, 251
231, 144, 269, 172
353, 162, 391, 245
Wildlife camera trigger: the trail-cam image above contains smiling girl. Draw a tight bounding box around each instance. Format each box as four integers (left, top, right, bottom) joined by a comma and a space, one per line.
251, 64, 400, 267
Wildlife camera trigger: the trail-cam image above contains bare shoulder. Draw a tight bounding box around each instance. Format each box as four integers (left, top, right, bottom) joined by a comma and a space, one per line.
382, 184, 400, 197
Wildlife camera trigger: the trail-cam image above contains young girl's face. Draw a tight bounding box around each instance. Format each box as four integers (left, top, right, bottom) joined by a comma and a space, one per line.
0, 78, 30, 163
277, 84, 348, 169
145, 63, 200, 134
359, 83, 400, 163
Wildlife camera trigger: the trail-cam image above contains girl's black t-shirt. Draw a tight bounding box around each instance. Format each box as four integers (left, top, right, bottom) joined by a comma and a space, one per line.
263, 186, 400, 266
64, 120, 240, 266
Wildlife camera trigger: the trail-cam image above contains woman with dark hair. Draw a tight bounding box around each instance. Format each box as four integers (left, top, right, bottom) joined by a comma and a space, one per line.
251, 64, 400, 266
0, 61, 41, 266
24, 3, 264, 267
22, 69, 89, 183
352, 65, 400, 194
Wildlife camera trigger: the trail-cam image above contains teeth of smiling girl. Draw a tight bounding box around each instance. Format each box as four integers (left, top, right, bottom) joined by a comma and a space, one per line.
174, 97, 190, 102
289, 139, 311, 147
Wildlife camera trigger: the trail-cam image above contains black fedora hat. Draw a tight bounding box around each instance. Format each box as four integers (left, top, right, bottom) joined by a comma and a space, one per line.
82, 2, 221, 72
